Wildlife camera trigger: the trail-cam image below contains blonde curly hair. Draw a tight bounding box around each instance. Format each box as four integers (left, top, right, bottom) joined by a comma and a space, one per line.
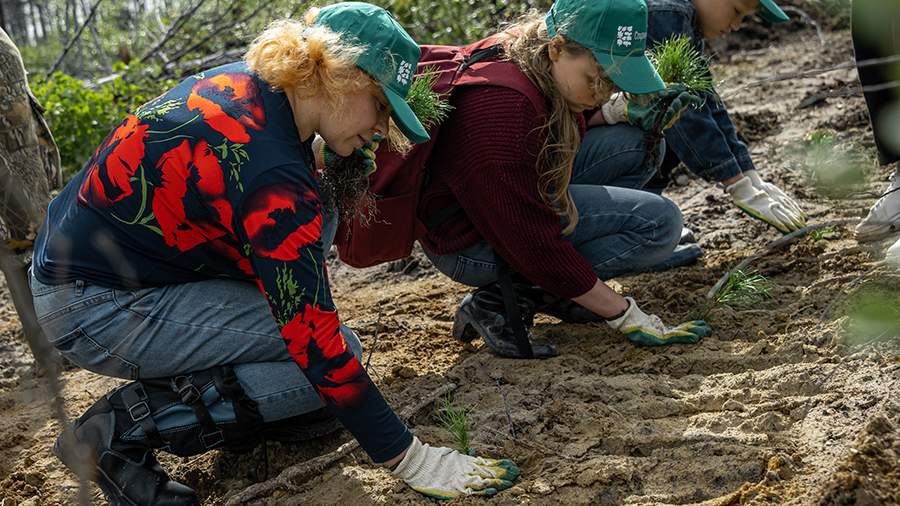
244, 7, 379, 110
245, 7, 409, 149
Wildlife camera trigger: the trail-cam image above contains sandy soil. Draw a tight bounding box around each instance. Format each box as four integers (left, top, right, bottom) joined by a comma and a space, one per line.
0, 21, 898, 506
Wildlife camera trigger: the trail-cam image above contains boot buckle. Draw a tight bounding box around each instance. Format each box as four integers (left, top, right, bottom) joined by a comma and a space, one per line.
128, 401, 151, 422
201, 430, 224, 449
171, 376, 202, 405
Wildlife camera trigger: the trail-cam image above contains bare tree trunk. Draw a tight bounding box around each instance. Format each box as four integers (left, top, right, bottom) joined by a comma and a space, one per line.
36, 0, 49, 43
0, 26, 61, 243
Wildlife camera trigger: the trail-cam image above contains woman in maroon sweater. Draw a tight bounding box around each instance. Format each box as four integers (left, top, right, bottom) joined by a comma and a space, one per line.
416, 0, 713, 357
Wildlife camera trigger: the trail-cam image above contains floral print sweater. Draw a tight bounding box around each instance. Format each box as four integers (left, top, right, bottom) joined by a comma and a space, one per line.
33, 62, 412, 462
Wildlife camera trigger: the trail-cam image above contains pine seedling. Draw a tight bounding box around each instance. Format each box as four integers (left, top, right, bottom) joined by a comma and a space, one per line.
649, 35, 714, 94
385, 66, 453, 152
715, 270, 774, 307
405, 66, 453, 130
807, 226, 841, 243
435, 395, 471, 455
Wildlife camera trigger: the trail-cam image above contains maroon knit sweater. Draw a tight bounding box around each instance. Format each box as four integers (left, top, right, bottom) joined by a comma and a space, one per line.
419, 84, 597, 300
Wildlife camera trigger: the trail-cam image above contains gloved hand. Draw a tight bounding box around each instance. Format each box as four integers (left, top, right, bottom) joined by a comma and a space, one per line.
392, 436, 520, 500
744, 170, 808, 222
606, 297, 711, 346
726, 176, 804, 234
600, 84, 702, 133
313, 134, 382, 176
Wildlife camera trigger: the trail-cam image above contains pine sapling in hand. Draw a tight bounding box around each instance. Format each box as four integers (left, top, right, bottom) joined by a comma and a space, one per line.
649, 35, 714, 95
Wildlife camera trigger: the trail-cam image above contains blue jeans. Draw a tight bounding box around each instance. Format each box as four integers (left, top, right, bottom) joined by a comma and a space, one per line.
30, 208, 352, 424
426, 124, 682, 286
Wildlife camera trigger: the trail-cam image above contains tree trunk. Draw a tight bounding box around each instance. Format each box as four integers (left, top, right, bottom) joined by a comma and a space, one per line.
0, 26, 61, 246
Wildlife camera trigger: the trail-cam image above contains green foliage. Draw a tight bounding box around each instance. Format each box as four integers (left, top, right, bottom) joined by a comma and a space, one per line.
841, 284, 900, 346
406, 67, 453, 130
19, 0, 549, 177
435, 395, 471, 455
30, 66, 175, 178
381, 0, 550, 46
715, 270, 773, 307
800, 129, 872, 198
649, 36, 714, 94
807, 226, 841, 243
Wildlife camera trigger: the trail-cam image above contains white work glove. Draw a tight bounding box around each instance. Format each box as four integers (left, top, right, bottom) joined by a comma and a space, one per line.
726, 176, 804, 234
392, 436, 520, 499
600, 92, 627, 125
744, 170, 807, 223
606, 297, 711, 346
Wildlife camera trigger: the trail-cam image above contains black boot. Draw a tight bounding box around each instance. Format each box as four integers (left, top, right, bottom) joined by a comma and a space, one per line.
512, 284, 603, 324
54, 387, 200, 506
55, 366, 264, 506
452, 284, 557, 358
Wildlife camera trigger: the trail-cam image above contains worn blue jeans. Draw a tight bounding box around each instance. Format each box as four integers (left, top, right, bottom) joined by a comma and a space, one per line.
30, 207, 351, 424
425, 124, 682, 286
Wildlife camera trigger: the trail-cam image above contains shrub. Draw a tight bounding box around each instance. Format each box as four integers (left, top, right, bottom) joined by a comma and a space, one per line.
30, 65, 175, 179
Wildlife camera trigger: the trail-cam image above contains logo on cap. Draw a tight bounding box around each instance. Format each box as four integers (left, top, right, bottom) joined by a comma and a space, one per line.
396, 60, 412, 86
616, 25, 634, 47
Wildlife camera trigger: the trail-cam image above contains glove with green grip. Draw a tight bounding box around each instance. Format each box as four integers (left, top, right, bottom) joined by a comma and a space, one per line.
606, 297, 711, 346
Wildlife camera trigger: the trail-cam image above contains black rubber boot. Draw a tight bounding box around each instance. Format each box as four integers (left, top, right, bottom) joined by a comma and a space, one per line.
54, 392, 199, 506
452, 284, 557, 358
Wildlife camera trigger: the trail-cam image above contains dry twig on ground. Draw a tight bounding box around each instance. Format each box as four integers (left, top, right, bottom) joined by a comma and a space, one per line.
707, 219, 859, 300
224, 383, 458, 505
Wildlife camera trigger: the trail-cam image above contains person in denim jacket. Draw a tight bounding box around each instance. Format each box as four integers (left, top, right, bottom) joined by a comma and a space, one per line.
593, 0, 807, 250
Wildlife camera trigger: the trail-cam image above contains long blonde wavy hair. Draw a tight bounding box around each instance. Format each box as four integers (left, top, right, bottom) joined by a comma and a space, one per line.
500, 13, 616, 235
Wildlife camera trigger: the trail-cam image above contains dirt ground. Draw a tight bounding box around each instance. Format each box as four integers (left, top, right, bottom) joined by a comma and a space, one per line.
1, 20, 898, 506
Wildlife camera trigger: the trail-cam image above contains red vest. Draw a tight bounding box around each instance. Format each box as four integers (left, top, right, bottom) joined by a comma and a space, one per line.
334, 37, 547, 268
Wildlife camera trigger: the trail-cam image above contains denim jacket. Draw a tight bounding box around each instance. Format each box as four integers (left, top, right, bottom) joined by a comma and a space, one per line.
647, 0, 755, 182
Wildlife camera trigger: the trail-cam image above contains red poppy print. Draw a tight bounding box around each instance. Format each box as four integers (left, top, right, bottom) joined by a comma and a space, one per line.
78, 115, 149, 207
209, 239, 253, 276
153, 139, 235, 252
242, 185, 322, 261
187, 73, 266, 143
282, 304, 368, 409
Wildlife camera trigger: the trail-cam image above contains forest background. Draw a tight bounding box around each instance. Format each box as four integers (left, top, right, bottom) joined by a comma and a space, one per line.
1, 0, 850, 178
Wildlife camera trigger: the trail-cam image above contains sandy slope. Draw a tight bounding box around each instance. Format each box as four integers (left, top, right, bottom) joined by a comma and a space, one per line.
0, 23, 898, 506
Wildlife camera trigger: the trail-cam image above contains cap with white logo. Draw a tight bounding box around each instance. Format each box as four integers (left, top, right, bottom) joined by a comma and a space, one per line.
546, 0, 664, 94
758, 0, 790, 23
316, 2, 429, 143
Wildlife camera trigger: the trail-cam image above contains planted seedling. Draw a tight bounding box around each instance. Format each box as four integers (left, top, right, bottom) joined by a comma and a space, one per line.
715, 269, 774, 307
691, 269, 775, 321
807, 225, 841, 243
649, 35, 714, 95
435, 394, 471, 455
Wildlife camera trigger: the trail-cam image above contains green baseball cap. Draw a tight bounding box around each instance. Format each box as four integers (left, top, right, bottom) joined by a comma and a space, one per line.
546, 0, 664, 94
315, 2, 429, 143
758, 0, 790, 24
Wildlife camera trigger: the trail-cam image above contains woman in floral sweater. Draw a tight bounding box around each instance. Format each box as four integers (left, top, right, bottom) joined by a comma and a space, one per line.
31, 3, 518, 504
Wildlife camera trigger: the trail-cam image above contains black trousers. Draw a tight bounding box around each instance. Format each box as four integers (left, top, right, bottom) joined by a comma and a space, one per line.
853, 0, 900, 165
